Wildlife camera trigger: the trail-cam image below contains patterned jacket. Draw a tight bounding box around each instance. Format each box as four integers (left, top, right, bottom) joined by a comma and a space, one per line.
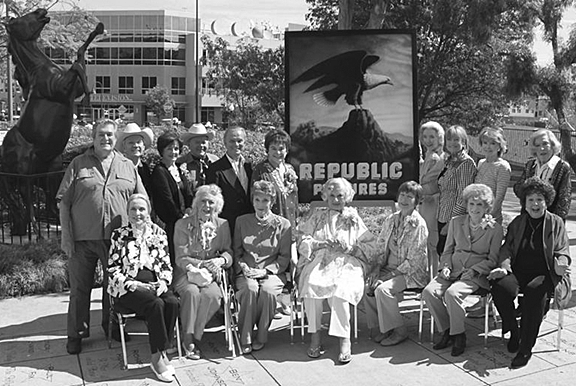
375, 210, 429, 289
513, 158, 572, 220
107, 222, 172, 298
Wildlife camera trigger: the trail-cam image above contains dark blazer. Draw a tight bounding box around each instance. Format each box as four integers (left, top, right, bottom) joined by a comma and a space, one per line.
206, 155, 253, 233
151, 162, 193, 227
137, 161, 153, 197
498, 211, 571, 290
513, 158, 572, 220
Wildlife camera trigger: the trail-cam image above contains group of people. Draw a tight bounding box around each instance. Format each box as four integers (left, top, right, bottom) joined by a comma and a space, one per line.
56, 118, 572, 382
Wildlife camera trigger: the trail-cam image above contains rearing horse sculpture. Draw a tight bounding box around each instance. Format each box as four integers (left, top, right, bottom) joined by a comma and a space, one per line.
0, 9, 104, 235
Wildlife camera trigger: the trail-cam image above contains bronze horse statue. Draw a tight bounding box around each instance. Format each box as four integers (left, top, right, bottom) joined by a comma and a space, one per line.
0, 9, 103, 235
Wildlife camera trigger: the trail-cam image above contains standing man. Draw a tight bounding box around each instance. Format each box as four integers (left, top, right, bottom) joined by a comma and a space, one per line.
115, 122, 154, 196
58, 119, 147, 355
206, 126, 253, 233
177, 123, 218, 193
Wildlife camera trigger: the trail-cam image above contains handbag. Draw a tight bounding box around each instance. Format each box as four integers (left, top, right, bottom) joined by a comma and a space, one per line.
186, 265, 213, 287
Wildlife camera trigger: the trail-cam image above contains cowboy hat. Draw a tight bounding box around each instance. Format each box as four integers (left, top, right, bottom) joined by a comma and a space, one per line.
181, 123, 215, 143
115, 123, 154, 150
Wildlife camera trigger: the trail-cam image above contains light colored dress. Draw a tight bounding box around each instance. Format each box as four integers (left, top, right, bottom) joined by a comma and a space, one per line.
419, 149, 445, 265
173, 216, 232, 341
297, 207, 377, 306
475, 158, 511, 223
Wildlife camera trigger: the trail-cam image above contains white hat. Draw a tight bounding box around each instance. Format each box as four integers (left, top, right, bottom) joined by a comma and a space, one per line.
181, 123, 215, 143
115, 123, 154, 150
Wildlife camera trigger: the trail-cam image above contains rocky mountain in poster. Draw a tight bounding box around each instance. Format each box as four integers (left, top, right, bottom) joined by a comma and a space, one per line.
291, 109, 412, 165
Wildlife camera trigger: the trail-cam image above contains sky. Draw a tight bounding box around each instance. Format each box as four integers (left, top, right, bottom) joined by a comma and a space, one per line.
69, 0, 309, 29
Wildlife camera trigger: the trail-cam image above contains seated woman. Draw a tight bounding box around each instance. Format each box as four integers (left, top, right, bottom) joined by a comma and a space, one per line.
488, 177, 571, 369
234, 180, 292, 354
365, 181, 429, 346
422, 184, 502, 357
173, 184, 232, 360
107, 194, 178, 383
297, 178, 377, 364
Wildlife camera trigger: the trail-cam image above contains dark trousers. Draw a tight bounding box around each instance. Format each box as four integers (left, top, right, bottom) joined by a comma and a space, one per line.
491, 273, 552, 355
116, 288, 179, 354
436, 221, 447, 256
67, 240, 111, 338
165, 221, 176, 267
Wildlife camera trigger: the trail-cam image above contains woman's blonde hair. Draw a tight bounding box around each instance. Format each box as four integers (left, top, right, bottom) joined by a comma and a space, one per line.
445, 125, 469, 153
529, 129, 561, 157
191, 184, 224, 218
462, 183, 494, 211
321, 177, 355, 203
252, 180, 277, 204
479, 127, 508, 155
420, 121, 445, 152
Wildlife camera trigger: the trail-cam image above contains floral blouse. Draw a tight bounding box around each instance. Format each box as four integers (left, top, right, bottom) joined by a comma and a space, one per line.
173, 215, 233, 280
374, 210, 429, 289
107, 222, 172, 298
296, 207, 377, 305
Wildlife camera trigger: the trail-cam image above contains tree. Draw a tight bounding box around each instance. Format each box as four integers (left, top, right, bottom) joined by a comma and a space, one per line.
201, 35, 285, 129
144, 86, 175, 123
305, 0, 536, 132
0, 1, 99, 60
504, 0, 576, 169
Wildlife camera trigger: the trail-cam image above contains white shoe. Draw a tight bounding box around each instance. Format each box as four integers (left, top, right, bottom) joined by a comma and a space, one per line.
150, 363, 174, 383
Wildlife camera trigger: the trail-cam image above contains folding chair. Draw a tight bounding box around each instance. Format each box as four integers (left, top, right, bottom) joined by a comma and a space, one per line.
469, 288, 497, 347
219, 269, 242, 357
403, 287, 434, 343
107, 295, 182, 370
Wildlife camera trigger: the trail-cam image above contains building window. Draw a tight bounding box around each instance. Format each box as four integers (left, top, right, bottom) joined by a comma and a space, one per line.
95, 76, 111, 94
142, 76, 157, 94
118, 76, 134, 94
171, 77, 186, 95
201, 107, 215, 123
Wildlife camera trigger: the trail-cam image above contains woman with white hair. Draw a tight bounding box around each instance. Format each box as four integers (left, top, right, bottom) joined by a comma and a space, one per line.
513, 128, 572, 220
173, 184, 232, 359
297, 177, 377, 364
423, 183, 502, 357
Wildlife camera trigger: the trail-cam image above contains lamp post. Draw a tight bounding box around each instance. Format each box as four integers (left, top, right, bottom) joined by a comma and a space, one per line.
2, 0, 12, 124
195, 0, 200, 122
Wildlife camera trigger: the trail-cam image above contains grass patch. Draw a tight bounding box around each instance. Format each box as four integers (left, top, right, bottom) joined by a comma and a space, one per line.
0, 239, 69, 298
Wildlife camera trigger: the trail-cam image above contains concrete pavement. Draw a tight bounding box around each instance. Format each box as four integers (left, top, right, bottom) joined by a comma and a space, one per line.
1, 187, 576, 386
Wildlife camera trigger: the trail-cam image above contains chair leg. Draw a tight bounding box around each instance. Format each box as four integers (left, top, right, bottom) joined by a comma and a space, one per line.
118, 313, 129, 370
290, 299, 294, 344
353, 304, 358, 343
300, 299, 306, 343
557, 308, 564, 351
418, 294, 424, 343
484, 295, 490, 347
175, 316, 182, 360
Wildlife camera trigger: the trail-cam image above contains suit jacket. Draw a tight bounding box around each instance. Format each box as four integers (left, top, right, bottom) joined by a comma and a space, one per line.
206, 155, 253, 232
440, 214, 503, 289
513, 158, 572, 220
151, 162, 193, 227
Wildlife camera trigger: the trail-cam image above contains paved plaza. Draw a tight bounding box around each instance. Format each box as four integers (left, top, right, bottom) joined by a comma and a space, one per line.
1, 188, 576, 386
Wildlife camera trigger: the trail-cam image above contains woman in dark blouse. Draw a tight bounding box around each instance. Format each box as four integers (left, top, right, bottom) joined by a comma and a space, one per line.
489, 177, 571, 369
151, 131, 193, 265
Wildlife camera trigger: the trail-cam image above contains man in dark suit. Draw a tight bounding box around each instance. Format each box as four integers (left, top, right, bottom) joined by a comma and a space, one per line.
206, 126, 253, 233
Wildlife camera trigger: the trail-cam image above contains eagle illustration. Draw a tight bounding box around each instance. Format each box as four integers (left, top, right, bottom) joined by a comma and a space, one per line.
291, 50, 393, 109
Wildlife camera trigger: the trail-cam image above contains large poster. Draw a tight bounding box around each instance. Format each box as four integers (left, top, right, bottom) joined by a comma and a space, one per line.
285, 30, 418, 203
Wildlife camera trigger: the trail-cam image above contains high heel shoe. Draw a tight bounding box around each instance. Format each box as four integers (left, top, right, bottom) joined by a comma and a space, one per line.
433, 330, 453, 350
150, 353, 174, 383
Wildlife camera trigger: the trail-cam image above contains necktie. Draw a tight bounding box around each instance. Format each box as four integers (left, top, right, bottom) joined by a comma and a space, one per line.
237, 158, 248, 192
